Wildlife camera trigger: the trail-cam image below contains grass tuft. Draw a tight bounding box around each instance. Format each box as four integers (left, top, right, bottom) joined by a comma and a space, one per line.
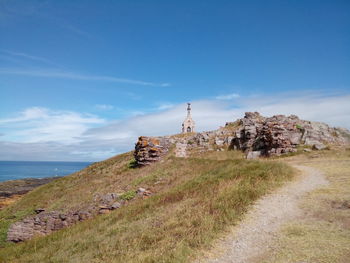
119, 190, 136, 201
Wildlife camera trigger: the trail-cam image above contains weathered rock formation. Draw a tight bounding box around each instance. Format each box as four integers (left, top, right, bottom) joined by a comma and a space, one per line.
7, 189, 152, 242
134, 136, 172, 166
7, 209, 94, 242
134, 112, 350, 165
231, 112, 349, 157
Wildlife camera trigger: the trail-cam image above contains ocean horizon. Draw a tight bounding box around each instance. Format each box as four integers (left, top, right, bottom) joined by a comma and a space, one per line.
0, 161, 92, 182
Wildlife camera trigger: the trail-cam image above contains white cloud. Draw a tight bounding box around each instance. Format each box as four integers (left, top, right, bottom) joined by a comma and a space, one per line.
0, 91, 349, 161
215, 93, 240, 100
0, 68, 170, 87
0, 107, 104, 144
0, 107, 49, 124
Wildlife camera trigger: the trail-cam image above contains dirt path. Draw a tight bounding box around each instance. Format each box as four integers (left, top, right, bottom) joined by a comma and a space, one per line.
197, 165, 328, 263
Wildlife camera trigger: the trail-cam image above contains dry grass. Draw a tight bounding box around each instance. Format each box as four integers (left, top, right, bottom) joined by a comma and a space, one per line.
0, 195, 23, 210
256, 149, 350, 263
0, 150, 294, 263
191, 150, 245, 160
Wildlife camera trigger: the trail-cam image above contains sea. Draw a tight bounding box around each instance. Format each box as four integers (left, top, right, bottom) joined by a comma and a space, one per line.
0, 161, 92, 182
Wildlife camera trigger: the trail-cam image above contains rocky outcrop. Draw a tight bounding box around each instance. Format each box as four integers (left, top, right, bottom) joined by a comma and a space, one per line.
231, 112, 349, 157
7, 209, 94, 242
134, 136, 172, 166
7, 188, 152, 242
133, 112, 350, 164
231, 113, 301, 155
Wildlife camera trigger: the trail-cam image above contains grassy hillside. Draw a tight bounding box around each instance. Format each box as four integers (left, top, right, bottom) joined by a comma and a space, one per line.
0, 150, 294, 263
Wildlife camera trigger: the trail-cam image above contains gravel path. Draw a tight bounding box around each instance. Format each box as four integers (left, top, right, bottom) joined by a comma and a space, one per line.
197, 165, 328, 263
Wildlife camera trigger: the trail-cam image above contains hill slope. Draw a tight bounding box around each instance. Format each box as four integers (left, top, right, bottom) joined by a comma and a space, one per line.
0, 150, 294, 262
3, 112, 349, 262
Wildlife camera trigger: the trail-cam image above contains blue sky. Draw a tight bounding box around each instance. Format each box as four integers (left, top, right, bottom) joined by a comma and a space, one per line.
0, 0, 349, 161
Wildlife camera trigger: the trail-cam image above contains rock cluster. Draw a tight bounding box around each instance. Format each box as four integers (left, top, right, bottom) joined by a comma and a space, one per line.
136, 187, 152, 197
134, 136, 172, 166
7, 189, 152, 242
231, 112, 302, 157
231, 112, 349, 157
7, 209, 94, 242
133, 112, 350, 164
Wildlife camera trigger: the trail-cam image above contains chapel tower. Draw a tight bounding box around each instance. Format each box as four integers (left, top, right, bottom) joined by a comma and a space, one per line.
182, 103, 195, 133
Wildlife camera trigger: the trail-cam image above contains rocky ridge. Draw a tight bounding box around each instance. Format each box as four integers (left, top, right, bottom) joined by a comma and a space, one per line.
7, 188, 152, 242
134, 112, 350, 165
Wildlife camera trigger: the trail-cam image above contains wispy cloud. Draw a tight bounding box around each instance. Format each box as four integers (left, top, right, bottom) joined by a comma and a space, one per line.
215, 93, 240, 100
0, 1, 90, 38
0, 68, 171, 87
62, 23, 92, 38
0, 107, 105, 144
0, 49, 59, 66
156, 103, 174, 110
94, 104, 114, 111
125, 92, 142, 100
0, 54, 24, 65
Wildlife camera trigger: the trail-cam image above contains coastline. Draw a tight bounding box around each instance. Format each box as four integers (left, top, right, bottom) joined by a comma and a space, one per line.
0, 177, 61, 209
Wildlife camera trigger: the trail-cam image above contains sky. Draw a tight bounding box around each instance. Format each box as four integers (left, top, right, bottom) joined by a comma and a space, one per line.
0, 0, 349, 161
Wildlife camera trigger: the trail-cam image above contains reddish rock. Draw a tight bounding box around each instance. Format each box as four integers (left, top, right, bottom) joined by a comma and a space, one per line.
134, 136, 171, 166
134, 112, 350, 162
98, 208, 111, 214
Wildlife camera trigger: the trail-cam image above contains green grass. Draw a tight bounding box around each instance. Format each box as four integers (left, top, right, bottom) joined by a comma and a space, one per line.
119, 190, 137, 201
0, 151, 294, 263
127, 159, 138, 169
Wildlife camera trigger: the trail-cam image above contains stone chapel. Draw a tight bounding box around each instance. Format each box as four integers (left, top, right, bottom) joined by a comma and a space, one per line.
182, 103, 195, 133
